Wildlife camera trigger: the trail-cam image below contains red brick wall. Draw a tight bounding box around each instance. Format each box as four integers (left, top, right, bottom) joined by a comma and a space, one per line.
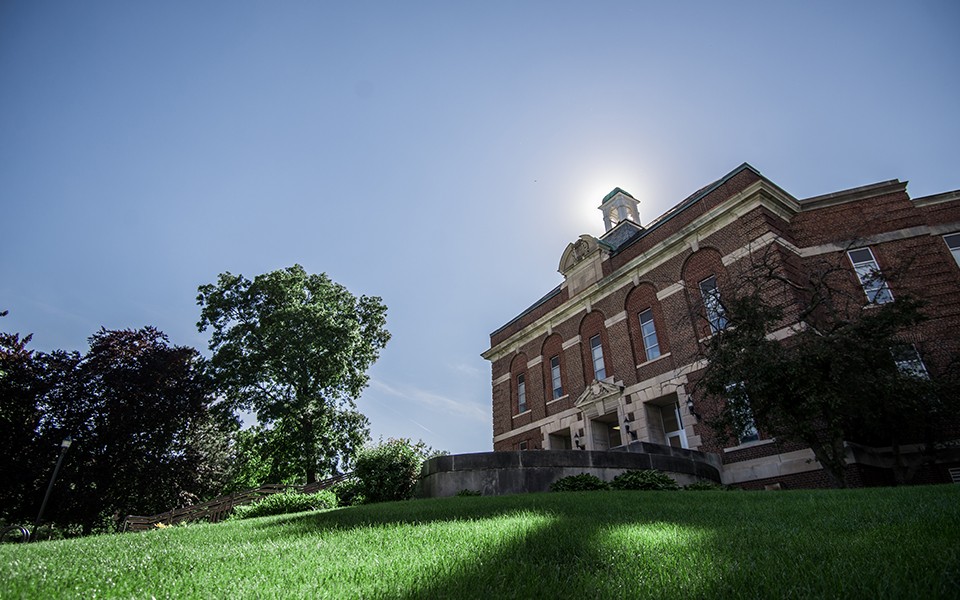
625, 283, 670, 365
540, 334, 565, 404
680, 247, 728, 343
791, 188, 920, 248
578, 311, 610, 384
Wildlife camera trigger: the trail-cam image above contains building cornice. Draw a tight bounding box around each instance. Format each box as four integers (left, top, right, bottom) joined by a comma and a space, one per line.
483, 180, 800, 362
913, 189, 960, 207
798, 180, 906, 210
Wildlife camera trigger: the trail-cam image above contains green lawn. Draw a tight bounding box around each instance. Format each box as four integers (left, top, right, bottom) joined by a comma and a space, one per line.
2, 485, 959, 599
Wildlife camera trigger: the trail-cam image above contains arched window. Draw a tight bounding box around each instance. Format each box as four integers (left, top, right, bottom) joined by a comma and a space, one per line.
509, 353, 529, 414
541, 334, 566, 401
626, 283, 670, 365
579, 311, 610, 383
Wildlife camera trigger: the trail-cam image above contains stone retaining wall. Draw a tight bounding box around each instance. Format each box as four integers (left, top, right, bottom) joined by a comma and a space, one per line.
417, 442, 722, 498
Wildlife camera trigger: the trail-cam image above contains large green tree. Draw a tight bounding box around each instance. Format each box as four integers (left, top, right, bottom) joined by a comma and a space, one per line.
698, 249, 958, 487
0, 312, 48, 524
197, 265, 390, 483
0, 323, 235, 534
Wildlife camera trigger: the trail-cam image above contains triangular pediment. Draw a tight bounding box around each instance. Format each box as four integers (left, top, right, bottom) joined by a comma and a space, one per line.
576, 379, 624, 420
575, 379, 623, 408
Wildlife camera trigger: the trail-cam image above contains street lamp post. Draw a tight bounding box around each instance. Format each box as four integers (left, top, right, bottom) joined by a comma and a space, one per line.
31, 436, 73, 541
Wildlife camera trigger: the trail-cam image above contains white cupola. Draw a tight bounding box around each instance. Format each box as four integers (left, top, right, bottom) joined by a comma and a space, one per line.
599, 187, 640, 232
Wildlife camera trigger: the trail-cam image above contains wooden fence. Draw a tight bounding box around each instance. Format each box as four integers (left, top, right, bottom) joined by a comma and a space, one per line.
122, 473, 351, 532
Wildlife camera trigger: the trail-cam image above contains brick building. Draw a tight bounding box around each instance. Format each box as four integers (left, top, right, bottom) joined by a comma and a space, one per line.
482, 163, 960, 488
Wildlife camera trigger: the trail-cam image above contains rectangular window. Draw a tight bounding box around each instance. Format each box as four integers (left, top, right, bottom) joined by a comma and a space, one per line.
590, 334, 606, 381
945, 233, 960, 267
727, 383, 759, 444
893, 345, 929, 379
518, 441, 528, 451
736, 406, 760, 444
699, 275, 728, 333
517, 374, 526, 413
848, 248, 893, 304
550, 355, 563, 399
638, 309, 661, 360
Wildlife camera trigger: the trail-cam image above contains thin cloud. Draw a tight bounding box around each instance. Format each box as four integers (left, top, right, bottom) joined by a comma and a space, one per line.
448, 362, 483, 377
369, 379, 489, 424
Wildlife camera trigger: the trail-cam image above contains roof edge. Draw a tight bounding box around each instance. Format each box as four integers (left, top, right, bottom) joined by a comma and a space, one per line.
488, 284, 563, 341
913, 189, 960, 207
799, 179, 906, 210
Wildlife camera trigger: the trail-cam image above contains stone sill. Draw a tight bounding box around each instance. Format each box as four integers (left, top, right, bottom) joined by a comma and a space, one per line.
636, 352, 671, 369
512, 410, 532, 420
546, 394, 569, 405
723, 438, 776, 453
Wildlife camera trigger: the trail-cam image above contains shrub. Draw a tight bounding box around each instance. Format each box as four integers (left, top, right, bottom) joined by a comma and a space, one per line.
610, 470, 679, 491
330, 478, 365, 507
353, 438, 442, 504
550, 473, 610, 492
229, 490, 336, 520
456, 489, 481, 497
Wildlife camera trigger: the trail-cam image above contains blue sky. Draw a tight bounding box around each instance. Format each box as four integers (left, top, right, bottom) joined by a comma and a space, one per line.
2, 1, 958, 454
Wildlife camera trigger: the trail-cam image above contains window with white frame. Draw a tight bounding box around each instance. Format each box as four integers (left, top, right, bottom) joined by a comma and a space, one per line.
726, 383, 759, 444
945, 233, 960, 267
699, 275, 728, 333
892, 345, 929, 379
550, 355, 563, 399
590, 334, 606, 381
517, 373, 527, 413
847, 248, 893, 304
638, 308, 661, 361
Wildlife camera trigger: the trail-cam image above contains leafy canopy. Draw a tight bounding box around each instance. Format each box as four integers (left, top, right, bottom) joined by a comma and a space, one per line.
197, 265, 390, 482
0, 322, 234, 535
699, 262, 956, 487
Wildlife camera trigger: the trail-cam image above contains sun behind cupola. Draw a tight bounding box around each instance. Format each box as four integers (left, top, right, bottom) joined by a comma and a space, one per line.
599, 187, 640, 231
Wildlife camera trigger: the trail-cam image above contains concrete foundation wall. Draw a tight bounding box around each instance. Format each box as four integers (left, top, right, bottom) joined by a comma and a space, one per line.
417, 443, 722, 498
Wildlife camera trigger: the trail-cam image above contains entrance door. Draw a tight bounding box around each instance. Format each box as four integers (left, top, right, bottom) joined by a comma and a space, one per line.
661, 401, 688, 449
549, 431, 572, 450
590, 415, 622, 450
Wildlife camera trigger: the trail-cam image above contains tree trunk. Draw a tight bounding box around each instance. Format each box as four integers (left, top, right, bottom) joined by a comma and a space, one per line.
301, 414, 317, 484
808, 437, 847, 488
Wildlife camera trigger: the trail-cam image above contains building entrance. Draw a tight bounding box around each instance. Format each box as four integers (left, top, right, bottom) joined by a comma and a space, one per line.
590, 412, 622, 450
646, 394, 688, 449
548, 429, 572, 450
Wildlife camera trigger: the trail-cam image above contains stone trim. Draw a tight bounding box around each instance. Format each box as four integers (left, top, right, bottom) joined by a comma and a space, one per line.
797, 225, 939, 258
656, 281, 685, 300
561, 335, 581, 350
636, 352, 671, 369
723, 438, 776, 453
526, 356, 543, 369
799, 179, 906, 210
492, 373, 510, 386
604, 311, 627, 328
914, 189, 960, 207
494, 406, 581, 443
720, 448, 821, 485
929, 222, 960, 236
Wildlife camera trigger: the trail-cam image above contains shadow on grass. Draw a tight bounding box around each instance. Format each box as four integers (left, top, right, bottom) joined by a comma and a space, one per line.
244, 488, 960, 599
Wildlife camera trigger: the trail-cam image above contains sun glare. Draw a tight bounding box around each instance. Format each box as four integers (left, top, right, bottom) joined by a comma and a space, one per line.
569, 169, 648, 231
